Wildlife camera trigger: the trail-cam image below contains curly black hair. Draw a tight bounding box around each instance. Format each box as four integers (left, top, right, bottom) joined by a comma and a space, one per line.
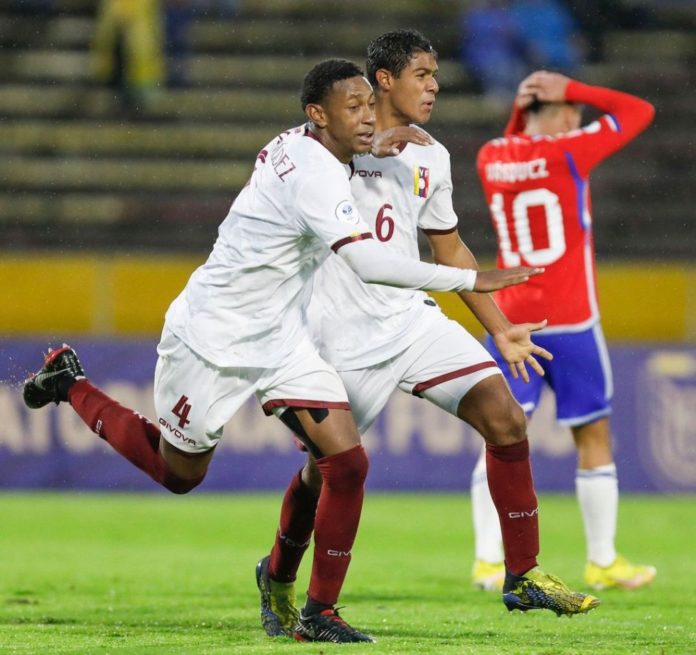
301, 58, 364, 109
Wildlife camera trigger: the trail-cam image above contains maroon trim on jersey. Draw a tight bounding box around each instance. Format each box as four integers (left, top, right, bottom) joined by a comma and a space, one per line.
261, 399, 352, 416
412, 361, 499, 397
331, 232, 373, 253
304, 125, 321, 142
420, 226, 458, 236
396, 141, 408, 153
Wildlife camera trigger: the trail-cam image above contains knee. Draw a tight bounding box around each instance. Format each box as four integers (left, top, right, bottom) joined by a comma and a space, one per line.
317, 445, 369, 492
163, 473, 205, 494
482, 401, 527, 446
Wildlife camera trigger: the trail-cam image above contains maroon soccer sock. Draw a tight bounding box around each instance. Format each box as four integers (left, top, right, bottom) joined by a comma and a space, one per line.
307, 445, 369, 606
486, 439, 539, 576
269, 469, 319, 583
68, 379, 199, 493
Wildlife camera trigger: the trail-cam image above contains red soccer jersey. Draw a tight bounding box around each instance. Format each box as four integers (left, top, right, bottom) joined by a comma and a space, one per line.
477, 81, 654, 329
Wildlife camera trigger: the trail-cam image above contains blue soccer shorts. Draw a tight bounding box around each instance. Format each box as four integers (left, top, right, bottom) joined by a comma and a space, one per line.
485, 322, 613, 427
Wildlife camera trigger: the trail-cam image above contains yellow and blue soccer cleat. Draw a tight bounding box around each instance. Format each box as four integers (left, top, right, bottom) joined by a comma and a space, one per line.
255, 555, 299, 637
472, 560, 505, 592
503, 567, 600, 616
584, 555, 657, 590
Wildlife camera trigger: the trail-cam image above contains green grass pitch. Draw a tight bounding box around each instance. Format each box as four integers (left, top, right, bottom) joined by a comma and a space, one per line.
1, 492, 694, 654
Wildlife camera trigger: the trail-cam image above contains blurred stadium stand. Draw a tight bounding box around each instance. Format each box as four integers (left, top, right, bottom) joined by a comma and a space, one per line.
0, 0, 694, 257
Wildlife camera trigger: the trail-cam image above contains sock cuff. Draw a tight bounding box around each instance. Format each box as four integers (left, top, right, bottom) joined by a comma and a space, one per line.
486, 438, 529, 462
67, 377, 95, 404
576, 463, 617, 479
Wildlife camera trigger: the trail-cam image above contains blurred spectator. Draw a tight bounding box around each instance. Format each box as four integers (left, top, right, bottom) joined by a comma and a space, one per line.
507, 0, 582, 73
460, 0, 582, 108
165, 0, 195, 87
164, 0, 242, 87
91, 0, 166, 113
459, 1, 528, 107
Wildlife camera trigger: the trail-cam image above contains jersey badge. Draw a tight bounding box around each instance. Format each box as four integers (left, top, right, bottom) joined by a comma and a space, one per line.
335, 199, 359, 224
414, 166, 430, 198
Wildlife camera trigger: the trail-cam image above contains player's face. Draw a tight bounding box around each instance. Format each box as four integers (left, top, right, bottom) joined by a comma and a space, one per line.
320, 76, 376, 162
387, 51, 439, 125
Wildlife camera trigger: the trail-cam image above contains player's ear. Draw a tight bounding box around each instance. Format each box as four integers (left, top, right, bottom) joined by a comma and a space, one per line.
375, 69, 392, 92
305, 103, 328, 128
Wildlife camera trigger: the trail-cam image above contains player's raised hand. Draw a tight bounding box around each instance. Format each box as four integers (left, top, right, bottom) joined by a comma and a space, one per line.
371, 126, 434, 157
492, 320, 553, 383
518, 70, 571, 104
473, 266, 543, 292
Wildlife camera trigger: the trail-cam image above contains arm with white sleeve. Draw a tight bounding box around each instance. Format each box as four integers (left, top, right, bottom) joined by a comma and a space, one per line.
335, 236, 540, 293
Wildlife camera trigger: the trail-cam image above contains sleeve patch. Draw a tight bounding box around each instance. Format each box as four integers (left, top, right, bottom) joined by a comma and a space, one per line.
335, 199, 359, 224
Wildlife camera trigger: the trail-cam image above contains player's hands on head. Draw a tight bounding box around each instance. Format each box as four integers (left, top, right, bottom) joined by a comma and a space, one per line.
517, 70, 571, 105
473, 266, 543, 293
371, 126, 434, 158
492, 320, 553, 383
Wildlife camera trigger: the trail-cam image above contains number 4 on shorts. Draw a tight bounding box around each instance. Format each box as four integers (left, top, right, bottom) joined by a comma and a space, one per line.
172, 395, 192, 428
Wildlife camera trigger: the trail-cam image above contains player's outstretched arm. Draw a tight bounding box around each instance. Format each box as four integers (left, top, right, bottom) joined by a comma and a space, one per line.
473, 267, 543, 292
371, 126, 433, 157
337, 237, 477, 292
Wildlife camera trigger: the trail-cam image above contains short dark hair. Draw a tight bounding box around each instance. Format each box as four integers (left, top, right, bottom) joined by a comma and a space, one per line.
525, 97, 578, 115
366, 29, 437, 86
301, 59, 364, 109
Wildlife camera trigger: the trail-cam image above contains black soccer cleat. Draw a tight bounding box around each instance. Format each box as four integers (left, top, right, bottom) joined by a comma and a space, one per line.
23, 344, 85, 409
293, 608, 375, 643
255, 555, 299, 637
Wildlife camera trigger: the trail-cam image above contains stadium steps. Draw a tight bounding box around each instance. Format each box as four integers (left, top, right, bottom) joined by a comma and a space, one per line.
0, 83, 496, 125
0, 1, 693, 257
0, 121, 281, 158
0, 48, 469, 90
0, 14, 462, 58
0, 155, 250, 192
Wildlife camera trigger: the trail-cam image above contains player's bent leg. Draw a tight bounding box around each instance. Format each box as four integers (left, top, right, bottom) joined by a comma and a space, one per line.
23, 344, 208, 494
157, 438, 212, 493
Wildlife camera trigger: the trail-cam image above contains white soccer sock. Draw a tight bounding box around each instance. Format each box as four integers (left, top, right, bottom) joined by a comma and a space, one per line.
575, 463, 618, 567
471, 448, 504, 563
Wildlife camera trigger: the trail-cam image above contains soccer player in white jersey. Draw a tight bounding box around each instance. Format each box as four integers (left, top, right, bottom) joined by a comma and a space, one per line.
22, 59, 538, 644
254, 32, 599, 638
472, 70, 656, 592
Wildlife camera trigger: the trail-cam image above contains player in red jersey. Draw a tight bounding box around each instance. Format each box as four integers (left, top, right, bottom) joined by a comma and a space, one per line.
472, 70, 657, 591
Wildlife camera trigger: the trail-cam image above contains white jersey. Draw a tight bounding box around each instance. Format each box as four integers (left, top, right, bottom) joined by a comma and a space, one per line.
309, 138, 459, 369
164, 125, 372, 368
